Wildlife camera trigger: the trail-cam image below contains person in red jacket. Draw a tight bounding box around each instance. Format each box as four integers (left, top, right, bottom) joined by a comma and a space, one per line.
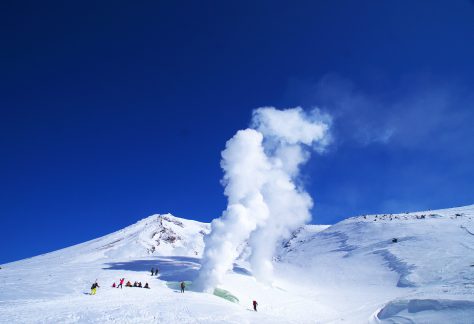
117, 278, 124, 289
253, 300, 258, 311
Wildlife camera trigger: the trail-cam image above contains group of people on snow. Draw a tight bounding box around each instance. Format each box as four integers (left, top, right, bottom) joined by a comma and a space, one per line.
89, 268, 259, 311
90, 278, 259, 312
111, 279, 150, 289
90, 278, 152, 295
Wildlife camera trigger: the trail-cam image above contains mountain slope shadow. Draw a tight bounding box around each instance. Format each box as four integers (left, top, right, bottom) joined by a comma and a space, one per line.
103, 256, 201, 282
103, 256, 251, 282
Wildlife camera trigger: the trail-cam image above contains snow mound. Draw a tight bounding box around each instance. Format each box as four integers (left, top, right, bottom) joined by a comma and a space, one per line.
371, 298, 474, 324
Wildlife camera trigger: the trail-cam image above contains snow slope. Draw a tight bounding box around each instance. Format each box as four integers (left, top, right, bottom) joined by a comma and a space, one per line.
279, 205, 474, 323
1, 206, 474, 323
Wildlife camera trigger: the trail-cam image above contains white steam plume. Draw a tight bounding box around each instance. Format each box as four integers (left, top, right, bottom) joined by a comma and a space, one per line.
248, 107, 330, 283
196, 107, 331, 292
195, 129, 271, 292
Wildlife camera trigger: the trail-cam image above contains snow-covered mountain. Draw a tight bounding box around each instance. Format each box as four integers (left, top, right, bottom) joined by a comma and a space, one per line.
1, 206, 474, 323
66, 213, 210, 260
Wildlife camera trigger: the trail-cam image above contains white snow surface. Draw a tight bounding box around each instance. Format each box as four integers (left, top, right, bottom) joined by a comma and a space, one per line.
1, 206, 474, 323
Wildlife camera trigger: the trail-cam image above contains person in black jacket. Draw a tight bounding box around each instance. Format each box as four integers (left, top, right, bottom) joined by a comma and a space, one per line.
90, 282, 100, 295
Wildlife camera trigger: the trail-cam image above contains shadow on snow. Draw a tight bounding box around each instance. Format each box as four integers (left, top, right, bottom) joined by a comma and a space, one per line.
102, 256, 252, 283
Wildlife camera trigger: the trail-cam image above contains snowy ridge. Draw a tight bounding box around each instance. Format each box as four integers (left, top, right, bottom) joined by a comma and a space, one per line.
343, 204, 474, 223
26, 213, 209, 264
1, 206, 474, 323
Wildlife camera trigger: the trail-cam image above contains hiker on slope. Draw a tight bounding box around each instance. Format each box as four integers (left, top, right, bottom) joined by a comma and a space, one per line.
90, 281, 100, 295
253, 300, 258, 311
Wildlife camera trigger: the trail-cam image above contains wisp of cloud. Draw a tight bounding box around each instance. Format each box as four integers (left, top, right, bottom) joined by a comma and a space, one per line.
195, 107, 331, 292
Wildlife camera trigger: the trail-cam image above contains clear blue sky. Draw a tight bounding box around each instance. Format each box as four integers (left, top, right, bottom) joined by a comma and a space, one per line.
1, 1, 474, 264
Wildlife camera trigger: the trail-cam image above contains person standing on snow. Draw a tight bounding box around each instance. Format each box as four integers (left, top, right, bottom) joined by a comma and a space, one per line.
180, 281, 185, 293
90, 282, 100, 295
253, 300, 258, 311
117, 278, 124, 289
151, 268, 154, 276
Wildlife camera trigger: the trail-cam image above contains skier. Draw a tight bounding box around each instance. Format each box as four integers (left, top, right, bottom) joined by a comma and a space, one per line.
117, 278, 124, 289
253, 300, 258, 311
151, 268, 154, 276
155, 268, 159, 276
180, 281, 185, 293
90, 282, 100, 295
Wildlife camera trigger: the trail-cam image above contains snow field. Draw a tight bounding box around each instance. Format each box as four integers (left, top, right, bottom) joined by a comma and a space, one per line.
2, 206, 474, 323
